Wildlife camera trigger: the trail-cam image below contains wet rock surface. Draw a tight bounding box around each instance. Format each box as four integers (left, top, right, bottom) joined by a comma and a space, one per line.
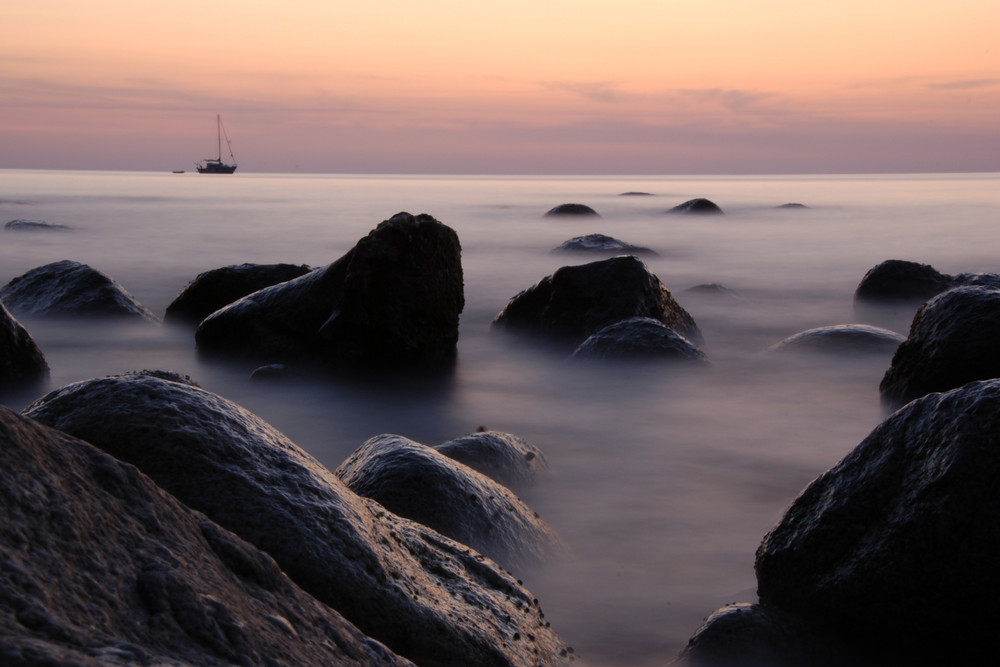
434, 430, 549, 493
24, 371, 572, 667
550, 233, 656, 255
0, 302, 48, 393
765, 324, 904, 356
570, 316, 708, 363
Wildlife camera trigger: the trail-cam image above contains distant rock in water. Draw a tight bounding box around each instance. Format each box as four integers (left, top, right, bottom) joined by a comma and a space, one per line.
682, 283, 744, 301
434, 430, 548, 493
4, 219, 69, 231
0, 260, 157, 322
766, 324, 905, 356
0, 301, 48, 393
544, 203, 601, 217
775, 203, 808, 209
854, 259, 957, 304
668, 198, 724, 215
618, 191, 654, 196
570, 316, 708, 363
165, 262, 312, 325
550, 233, 656, 255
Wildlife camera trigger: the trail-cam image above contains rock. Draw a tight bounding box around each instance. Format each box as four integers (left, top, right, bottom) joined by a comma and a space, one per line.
854, 259, 955, 304
667, 198, 723, 215
543, 203, 601, 217
0, 404, 410, 666
249, 363, 289, 381
337, 434, 565, 572
4, 219, 69, 230
681, 283, 744, 301
570, 317, 708, 363
755, 379, 1000, 663
492, 255, 702, 348
0, 301, 48, 393
434, 430, 548, 493
765, 324, 904, 355
618, 191, 653, 196
24, 371, 571, 667
775, 203, 808, 209
165, 263, 312, 325
0, 260, 157, 321
550, 233, 656, 255
196, 213, 464, 373
880, 285, 1000, 409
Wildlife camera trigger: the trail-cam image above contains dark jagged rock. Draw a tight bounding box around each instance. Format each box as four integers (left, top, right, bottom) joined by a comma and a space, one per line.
854, 258, 955, 303
766, 324, 904, 356
196, 212, 464, 372
570, 316, 708, 363
880, 285, 1000, 409
492, 255, 701, 348
337, 434, 566, 572
543, 203, 601, 217
667, 198, 723, 215
434, 430, 548, 493
0, 301, 48, 393
4, 219, 69, 231
755, 379, 1000, 664
165, 263, 312, 325
0, 260, 157, 321
24, 371, 571, 667
550, 233, 656, 255
0, 405, 410, 666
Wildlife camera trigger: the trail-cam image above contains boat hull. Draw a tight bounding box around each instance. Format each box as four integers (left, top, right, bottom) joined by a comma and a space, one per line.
196, 161, 237, 174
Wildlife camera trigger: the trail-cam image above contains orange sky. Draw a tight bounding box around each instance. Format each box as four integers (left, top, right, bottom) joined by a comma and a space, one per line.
2, 0, 997, 173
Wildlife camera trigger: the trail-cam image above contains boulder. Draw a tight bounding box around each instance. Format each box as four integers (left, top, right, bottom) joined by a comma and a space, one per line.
24, 371, 572, 667
165, 262, 312, 325
0, 301, 48, 393
854, 258, 953, 304
755, 379, 1000, 664
337, 434, 565, 572
681, 283, 744, 301
667, 198, 723, 215
775, 203, 807, 209
570, 316, 708, 363
550, 234, 656, 255
4, 219, 69, 231
0, 405, 409, 666
492, 255, 701, 348
880, 285, 1000, 410
543, 203, 601, 217
434, 430, 549, 493
765, 324, 904, 356
195, 212, 464, 372
0, 260, 157, 321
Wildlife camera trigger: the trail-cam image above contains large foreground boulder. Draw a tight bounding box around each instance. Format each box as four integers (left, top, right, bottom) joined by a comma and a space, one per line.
0, 302, 48, 393
434, 430, 549, 493
165, 262, 312, 325
196, 213, 464, 372
492, 255, 701, 348
0, 260, 157, 321
880, 285, 1000, 409
0, 405, 409, 666
336, 434, 565, 572
24, 371, 572, 667
570, 316, 708, 362
754, 379, 1000, 664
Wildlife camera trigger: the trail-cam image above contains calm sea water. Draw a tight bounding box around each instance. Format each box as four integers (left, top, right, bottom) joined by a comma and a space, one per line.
2, 169, 999, 665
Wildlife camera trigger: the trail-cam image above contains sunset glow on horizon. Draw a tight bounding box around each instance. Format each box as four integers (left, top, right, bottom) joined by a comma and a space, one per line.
2, 0, 998, 174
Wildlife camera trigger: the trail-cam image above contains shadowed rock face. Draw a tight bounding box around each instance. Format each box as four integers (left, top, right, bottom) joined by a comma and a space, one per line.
492, 255, 701, 348
570, 316, 708, 363
195, 212, 465, 372
434, 430, 549, 493
543, 203, 601, 217
24, 371, 572, 667
667, 198, 723, 215
165, 262, 312, 325
755, 379, 1000, 664
0, 302, 48, 393
0, 405, 410, 667
880, 285, 1000, 410
0, 260, 157, 321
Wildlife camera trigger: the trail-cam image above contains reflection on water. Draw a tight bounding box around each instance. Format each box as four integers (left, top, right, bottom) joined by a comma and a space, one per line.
2, 170, 999, 665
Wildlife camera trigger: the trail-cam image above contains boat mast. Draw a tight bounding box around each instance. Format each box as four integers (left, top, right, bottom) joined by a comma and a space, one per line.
215, 114, 222, 161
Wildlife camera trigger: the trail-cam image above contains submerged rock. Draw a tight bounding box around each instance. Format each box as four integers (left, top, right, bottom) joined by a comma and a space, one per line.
766, 324, 904, 355
667, 198, 724, 215
196, 212, 464, 373
0, 260, 157, 321
434, 430, 549, 493
543, 203, 601, 217
0, 405, 409, 666
550, 233, 656, 255
165, 262, 312, 325
570, 316, 708, 363
4, 219, 69, 231
24, 371, 571, 667
493, 255, 701, 348
0, 301, 48, 393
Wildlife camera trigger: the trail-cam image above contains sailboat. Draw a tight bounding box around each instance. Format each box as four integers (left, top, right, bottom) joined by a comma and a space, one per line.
196, 114, 237, 174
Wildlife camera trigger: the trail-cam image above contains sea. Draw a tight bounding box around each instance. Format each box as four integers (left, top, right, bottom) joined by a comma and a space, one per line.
2, 169, 999, 665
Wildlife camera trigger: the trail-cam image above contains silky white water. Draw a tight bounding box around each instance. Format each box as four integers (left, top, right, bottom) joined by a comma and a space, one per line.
2, 170, 999, 665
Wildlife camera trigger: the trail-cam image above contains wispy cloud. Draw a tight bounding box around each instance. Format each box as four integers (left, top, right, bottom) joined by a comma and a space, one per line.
538, 80, 624, 103
925, 78, 1000, 91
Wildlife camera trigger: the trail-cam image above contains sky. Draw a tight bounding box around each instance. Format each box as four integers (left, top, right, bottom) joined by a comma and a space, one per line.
1, 0, 998, 174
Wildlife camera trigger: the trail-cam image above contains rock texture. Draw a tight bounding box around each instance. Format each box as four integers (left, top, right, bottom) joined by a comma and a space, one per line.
765, 324, 904, 356
24, 371, 572, 667
755, 379, 1000, 664
337, 434, 565, 572
0, 302, 48, 393
570, 316, 708, 363
667, 198, 723, 215
195, 212, 464, 372
880, 285, 1000, 409
0, 405, 410, 666
550, 234, 656, 255
434, 430, 548, 493
543, 203, 601, 217
492, 255, 701, 348
0, 260, 156, 321
165, 262, 312, 325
